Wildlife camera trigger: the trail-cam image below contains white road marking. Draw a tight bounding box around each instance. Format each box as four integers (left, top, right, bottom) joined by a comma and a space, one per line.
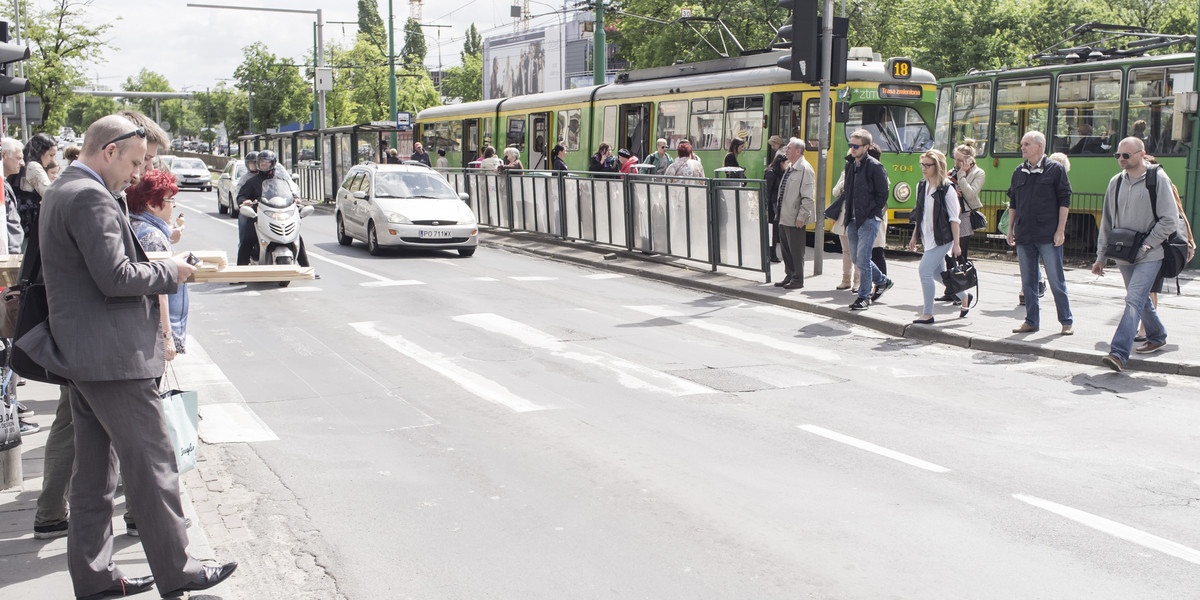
472, 277, 499, 282
350, 321, 546, 413
510, 276, 557, 281
627, 305, 836, 362
361, 280, 425, 287
797, 424, 951, 473
276, 286, 323, 293
197, 403, 280, 443
453, 312, 713, 397
1013, 494, 1200, 566
585, 273, 624, 280
307, 252, 394, 282
751, 304, 889, 339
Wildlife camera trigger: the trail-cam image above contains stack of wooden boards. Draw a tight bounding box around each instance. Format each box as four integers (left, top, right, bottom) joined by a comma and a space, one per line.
0, 251, 314, 285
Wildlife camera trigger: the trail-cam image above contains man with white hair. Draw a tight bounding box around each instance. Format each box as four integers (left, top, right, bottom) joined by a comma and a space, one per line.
1, 137, 26, 252
1006, 130, 1074, 336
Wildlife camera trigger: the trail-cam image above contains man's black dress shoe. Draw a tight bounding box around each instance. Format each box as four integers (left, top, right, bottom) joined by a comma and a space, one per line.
161, 562, 237, 597
77, 576, 155, 600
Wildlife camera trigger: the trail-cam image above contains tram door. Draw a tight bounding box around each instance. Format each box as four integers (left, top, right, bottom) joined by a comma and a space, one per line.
771, 93, 805, 145
529, 112, 550, 170
619, 103, 651, 161
463, 119, 480, 167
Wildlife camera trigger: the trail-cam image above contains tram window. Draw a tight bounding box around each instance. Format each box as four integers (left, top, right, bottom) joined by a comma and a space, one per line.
993, 77, 1050, 155
952, 82, 991, 156
602, 105, 617, 150
933, 87, 952, 154
726, 95, 764, 150
805, 100, 821, 148
482, 119, 494, 149
1128, 66, 1191, 156
506, 117, 526, 152
1055, 70, 1120, 156
556, 109, 581, 151
448, 121, 462, 153
689, 97, 724, 151
656, 100, 688, 149
846, 105, 933, 153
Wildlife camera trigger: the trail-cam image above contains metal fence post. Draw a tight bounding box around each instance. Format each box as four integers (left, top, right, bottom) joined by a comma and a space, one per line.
707, 177, 719, 272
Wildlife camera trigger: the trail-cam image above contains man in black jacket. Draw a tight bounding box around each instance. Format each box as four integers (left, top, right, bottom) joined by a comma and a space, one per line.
840, 129, 894, 310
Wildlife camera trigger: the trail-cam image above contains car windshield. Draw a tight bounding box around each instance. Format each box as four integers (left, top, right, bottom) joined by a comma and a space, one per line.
174, 158, 206, 170
847, 105, 934, 153
374, 171, 459, 199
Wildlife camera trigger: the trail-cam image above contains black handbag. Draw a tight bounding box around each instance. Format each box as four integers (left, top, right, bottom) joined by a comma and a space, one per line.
7, 226, 69, 385
969, 209, 987, 230
940, 255, 979, 297
823, 196, 844, 221
1104, 227, 1147, 263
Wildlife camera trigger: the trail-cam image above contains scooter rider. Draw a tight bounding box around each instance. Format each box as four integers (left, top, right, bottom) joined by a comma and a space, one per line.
236, 150, 311, 268
234, 151, 259, 254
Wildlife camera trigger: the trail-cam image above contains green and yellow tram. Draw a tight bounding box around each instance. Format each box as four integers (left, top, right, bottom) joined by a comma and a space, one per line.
416, 49, 937, 229
935, 50, 1197, 250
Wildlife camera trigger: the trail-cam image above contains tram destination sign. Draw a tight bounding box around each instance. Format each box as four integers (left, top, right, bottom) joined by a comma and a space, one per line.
879, 84, 923, 99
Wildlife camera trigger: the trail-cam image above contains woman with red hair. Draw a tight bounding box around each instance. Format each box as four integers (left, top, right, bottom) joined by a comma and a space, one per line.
663, 141, 705, 183
127, 169, 188, 359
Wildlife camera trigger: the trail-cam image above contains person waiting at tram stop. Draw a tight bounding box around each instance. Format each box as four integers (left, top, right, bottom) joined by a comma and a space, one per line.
763, 149, 788, 263
723, 138, 745, 178
590, 142, 618, 175
497, 147, 523, 174
774, 138, 815, 290
477, 146, 502, 172
644, 138, 671, 174
551, 144, 568, 172
935, 138, 985, 302
617, 148, 639, 174
663, 141, 704, 182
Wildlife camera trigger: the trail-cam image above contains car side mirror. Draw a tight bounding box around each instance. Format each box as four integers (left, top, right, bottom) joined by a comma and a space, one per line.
352, 191, 367, 200
459, 192, 470, 203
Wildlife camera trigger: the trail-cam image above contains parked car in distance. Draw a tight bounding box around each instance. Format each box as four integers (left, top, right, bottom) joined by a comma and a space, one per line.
154, 155, 177, 171
215, 160, 248, 217
170, 157, 212, 192
335, 163, 478, 257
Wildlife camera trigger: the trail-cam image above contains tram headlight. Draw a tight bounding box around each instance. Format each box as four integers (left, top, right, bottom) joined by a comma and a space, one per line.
894, 182, 912, 203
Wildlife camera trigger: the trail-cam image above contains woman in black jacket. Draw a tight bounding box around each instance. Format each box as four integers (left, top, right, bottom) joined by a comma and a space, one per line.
907, 149, 968, 323
762, 151, 787, 262
589, 142, 617, 175
723, 138, 745, 177
551, 144, 568, 172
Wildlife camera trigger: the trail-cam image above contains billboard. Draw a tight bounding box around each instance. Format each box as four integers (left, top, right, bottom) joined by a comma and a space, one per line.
483, 26, 563, 100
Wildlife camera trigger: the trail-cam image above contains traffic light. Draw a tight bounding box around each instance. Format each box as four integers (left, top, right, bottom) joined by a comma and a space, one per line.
777, 0, 819, 83
0, 21, 29, 98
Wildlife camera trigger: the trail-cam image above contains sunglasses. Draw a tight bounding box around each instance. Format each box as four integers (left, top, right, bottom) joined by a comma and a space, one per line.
1113, 152, 1142, 159
848, 144, 863, 149
101, 127, 146, 149
920, 162, 936, 168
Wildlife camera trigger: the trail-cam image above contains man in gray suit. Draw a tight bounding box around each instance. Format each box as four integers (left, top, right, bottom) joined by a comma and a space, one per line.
18, 114, 236, 600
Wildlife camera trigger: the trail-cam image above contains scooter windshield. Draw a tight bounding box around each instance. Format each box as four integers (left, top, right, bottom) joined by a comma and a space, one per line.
260, 179, 295, 209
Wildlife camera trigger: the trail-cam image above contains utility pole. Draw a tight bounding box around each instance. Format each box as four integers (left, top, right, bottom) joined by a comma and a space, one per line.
13, 0, 25, 136
593, 0, 606, 86
814, 0, 833, 275
388, 0, 398, 150
1187, 17, 1200, 268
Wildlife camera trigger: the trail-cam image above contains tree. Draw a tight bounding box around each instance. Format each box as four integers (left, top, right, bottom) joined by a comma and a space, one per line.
63, 94, 118, 131
462, 23, 482, 61
122, 69, 172, 119
396, 65, 440, 116
401, 17, 426, 67
0, 0, 114, 134
357, 0, 386, 51
233, 42, 313, 132
441, 52, 483, 102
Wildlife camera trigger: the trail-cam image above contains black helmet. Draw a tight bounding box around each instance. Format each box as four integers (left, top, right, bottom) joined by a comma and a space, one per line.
245, 151, 259, 169
257, 150, 277, 173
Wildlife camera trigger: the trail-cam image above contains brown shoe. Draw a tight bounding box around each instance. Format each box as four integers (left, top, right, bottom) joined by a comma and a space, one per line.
1135, 341, 1166, 354
1060, 324, 1074, 335
773, 279, 790, 287
1012, 322, 1038, 334
783, 281, 804, 290
1101, 354, 1124, 372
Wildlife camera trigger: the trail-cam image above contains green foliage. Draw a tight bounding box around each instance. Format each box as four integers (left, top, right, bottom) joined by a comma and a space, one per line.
122, 69, 172, 117
401, 17, 427, 66
462, 23, 483, 61
357, 0, 387, 50
441, 53, 483, 102
396, 66, 440, 115
63, 94, 117, 131
0, 0, 114, 135
233, 42, 312, 131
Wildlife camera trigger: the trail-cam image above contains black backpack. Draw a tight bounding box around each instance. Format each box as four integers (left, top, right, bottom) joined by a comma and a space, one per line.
1114, 166, 1189, 279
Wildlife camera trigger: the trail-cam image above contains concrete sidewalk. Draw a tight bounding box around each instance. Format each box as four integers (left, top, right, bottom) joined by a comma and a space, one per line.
0, 380, 228, 599
481, 230, 1200, 376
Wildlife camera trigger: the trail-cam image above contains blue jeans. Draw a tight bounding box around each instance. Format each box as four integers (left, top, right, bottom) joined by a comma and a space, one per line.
918, 242, 960, 315
1110, 260, 1166, 361
1016, 243, 1072, 328
845, 217, 886, 300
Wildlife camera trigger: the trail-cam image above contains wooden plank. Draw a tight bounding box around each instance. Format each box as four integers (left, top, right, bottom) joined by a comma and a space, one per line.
188, 265, 315, 283
145, 250, 229, 268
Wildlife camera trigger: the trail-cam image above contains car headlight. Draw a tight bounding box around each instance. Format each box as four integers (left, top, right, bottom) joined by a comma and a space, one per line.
264, 209, 295, 221
894, 182, 911, 203
386, 212, 412, 224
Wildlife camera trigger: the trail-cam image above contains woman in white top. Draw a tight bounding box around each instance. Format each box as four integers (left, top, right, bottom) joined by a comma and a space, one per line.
477, 146, 502, 172
16, 132, 55, 235
936, 139, 985, 301
907, 149, 966, 324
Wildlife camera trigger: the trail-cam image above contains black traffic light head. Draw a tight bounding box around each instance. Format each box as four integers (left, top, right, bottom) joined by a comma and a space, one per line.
777, 0, 819, 83
0, 21, 29, 97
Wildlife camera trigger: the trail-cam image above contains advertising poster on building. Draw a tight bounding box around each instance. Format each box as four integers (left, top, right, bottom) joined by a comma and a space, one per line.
484, 27, 562, 100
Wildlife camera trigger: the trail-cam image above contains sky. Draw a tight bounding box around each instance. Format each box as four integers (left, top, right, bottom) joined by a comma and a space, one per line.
58, 0, 562, 93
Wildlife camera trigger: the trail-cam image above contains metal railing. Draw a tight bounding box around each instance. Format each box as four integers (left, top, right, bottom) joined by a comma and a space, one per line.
443, 168, 771, 281
296, 162, 326, 204
974, 189, 1104, 264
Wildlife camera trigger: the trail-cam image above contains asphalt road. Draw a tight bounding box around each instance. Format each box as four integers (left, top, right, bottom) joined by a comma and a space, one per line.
167, 186, 1200, 600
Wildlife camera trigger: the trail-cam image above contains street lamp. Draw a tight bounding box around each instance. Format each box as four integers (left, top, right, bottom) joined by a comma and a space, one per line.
187, 3, 326, 132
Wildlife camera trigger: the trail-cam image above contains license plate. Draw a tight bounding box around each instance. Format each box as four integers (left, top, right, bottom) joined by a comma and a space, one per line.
418, 230, 451, 239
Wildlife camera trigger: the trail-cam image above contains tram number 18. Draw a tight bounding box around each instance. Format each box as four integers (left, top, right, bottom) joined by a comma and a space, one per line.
887, 57, 913, 80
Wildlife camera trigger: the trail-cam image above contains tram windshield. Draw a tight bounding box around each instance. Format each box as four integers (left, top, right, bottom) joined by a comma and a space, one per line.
847, 104, 934, 153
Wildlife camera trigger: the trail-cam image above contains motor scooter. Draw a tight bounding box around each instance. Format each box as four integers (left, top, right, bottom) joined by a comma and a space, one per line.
239, 178, 314, 286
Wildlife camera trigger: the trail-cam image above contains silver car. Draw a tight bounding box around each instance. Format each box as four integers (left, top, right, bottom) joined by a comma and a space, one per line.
170, 157, 212, 192
335, 163, 478, 257
215, 160, 248, 218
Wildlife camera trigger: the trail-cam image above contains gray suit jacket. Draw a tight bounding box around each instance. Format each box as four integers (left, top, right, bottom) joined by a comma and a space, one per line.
18, 163, 179, 381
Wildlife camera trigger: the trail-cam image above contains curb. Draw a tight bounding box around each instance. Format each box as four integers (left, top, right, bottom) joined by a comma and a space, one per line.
479, 228, 1199, 377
